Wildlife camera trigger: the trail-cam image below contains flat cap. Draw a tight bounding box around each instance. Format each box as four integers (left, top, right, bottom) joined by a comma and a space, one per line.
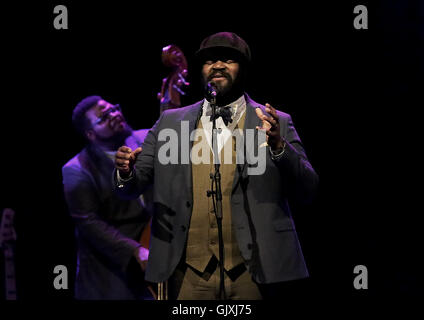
195, 32, 251, 62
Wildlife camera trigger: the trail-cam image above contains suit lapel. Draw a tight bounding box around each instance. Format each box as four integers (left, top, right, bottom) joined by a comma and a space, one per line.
232, 94, 263, 192
182, 101, 204, 195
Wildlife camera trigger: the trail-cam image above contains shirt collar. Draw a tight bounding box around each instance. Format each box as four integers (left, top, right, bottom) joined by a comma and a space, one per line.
202, 95, 246, 119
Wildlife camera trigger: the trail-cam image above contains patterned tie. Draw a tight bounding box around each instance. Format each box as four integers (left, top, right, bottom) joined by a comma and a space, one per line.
210, 106, 233, 126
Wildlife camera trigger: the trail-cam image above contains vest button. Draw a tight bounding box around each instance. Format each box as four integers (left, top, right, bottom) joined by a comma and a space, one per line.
181, 225, 186, 232
186, 201, 191, 208
247, 243, 252, 250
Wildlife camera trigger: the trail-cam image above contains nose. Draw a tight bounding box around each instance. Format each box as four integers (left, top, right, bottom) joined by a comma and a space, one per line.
212, 60, 226, 69
109, 108, 121, 120
103, 106, 120, 120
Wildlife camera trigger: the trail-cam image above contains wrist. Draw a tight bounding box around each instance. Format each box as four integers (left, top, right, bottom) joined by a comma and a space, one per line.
117, 169, 134, 181
270, 139, 287, 161
271, 139, 286, 154
119, 169, 131, 179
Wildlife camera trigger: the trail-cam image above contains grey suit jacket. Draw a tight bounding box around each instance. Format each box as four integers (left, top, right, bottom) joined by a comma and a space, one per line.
114, 95, 318, 284
63, 129, 152, 299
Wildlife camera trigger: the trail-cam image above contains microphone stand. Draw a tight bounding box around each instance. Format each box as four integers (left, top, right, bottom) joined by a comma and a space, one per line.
207, 90, 227, 300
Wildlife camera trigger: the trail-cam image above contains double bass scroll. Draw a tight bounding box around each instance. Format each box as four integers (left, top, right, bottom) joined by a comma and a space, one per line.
157, 44, 190, 115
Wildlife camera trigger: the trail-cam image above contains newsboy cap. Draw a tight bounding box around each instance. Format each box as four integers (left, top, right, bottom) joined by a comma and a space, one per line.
195, 32, 251, 63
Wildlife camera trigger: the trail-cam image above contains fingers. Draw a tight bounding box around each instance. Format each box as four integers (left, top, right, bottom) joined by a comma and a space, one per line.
256, 104, 279, 131
116, 146, 132, 161
115, 146, 143, 173
265, 110, 280, 137
261, 114, 278, 127
118, 146, 133, 153
115, 146, 132, 172
129, 146, 143, 162
255, 107, 264, 120
265, 103, 279, 121
256, 104, 283, 150
255, 108, 271, 131
132, 146, 143, 157
264, 103, 279, 128
255, 108, 270, 143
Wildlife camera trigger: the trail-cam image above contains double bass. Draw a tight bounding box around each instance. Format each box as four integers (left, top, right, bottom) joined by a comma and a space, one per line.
157, 44, 189, 115
143, 44, 190, 300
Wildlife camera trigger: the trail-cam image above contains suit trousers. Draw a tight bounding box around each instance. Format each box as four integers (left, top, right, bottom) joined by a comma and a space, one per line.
169, 255, 263, 300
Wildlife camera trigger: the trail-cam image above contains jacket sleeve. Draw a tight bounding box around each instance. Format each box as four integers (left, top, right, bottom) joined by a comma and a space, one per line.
273, 113, 319, 205
62, 165, 141, 273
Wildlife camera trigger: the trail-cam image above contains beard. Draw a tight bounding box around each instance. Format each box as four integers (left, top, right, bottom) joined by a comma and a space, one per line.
202, 69, 246, 106
94, 122, 132, 150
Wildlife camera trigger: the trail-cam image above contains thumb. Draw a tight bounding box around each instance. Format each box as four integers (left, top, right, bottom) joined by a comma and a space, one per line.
130, 147, 142, 161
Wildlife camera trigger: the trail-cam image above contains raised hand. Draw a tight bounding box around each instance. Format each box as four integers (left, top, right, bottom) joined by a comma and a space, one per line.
115, 146, 142, 178
255, 103, 285, 152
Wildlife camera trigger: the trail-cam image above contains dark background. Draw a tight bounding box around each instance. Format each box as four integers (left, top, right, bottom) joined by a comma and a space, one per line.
1, 0, 422, 302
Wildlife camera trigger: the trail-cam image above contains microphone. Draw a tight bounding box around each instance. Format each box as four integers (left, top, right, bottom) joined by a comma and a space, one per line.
206, 82, 217, 98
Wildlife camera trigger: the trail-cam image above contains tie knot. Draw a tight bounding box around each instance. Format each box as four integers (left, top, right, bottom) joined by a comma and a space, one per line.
210, 106, 233, 126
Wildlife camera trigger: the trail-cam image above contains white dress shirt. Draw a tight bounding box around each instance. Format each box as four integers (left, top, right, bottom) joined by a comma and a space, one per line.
200, 95, 246, 159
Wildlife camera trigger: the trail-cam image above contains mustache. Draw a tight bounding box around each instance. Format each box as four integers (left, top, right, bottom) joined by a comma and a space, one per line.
207, 71, 230, 81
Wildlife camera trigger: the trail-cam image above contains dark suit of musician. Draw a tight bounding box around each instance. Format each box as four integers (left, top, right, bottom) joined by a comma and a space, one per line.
114, 95, 318, 296
63, 129, 152, 299
114, 32, 318, 299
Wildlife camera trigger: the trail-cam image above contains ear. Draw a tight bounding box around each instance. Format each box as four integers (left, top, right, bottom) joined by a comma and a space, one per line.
85, 129, 95, 142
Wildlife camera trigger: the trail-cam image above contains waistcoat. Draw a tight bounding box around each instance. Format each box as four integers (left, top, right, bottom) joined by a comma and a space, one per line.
186, 113, 246, 272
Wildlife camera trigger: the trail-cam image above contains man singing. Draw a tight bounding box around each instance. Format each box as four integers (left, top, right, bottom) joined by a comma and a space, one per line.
114, 32, 318, 299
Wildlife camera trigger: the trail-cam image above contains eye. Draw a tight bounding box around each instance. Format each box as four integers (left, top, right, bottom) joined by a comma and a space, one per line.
226, 59, 235, 64
99, 115, 108, 124
204, 60, 214, 65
